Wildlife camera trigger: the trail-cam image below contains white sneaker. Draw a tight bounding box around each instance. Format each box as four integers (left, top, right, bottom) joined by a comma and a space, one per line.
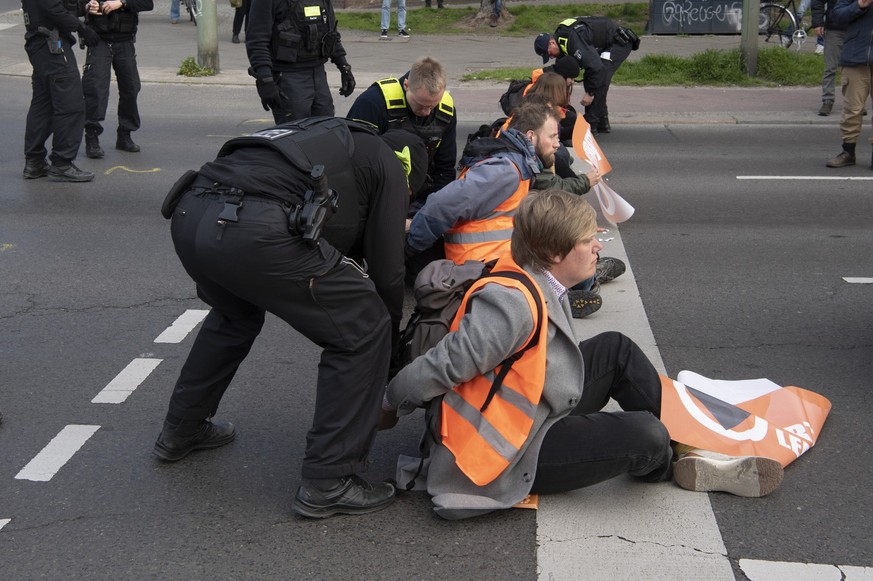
673, 450, 784, 497
814, 44, 824, 54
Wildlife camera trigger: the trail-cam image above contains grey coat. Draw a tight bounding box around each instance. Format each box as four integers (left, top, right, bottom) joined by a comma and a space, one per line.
387, 267, 586, 520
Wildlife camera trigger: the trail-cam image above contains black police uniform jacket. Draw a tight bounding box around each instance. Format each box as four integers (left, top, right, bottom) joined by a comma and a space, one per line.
22, 0, 83, 52
81, 0, 153, 43
195, 128, 409, 337
245, 0, 348, 75
346, 72, 457, 197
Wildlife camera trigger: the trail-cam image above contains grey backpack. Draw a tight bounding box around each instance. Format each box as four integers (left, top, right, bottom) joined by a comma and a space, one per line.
398, 259, 493, 367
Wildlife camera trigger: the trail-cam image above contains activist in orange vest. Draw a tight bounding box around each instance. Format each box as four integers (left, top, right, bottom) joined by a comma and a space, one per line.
387, 190, 784, 520
405, 100, 561, 265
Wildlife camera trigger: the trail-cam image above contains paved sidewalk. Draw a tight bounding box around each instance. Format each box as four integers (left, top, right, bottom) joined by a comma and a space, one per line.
0, 1, 837, 124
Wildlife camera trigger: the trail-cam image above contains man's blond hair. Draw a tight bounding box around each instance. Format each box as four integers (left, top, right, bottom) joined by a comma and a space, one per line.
511, 189, 597, 271
407, 57, 447, 96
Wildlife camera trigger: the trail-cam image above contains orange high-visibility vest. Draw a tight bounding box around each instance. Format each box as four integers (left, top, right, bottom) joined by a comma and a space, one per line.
443, 164, 530, 264
440, 256, 548, 486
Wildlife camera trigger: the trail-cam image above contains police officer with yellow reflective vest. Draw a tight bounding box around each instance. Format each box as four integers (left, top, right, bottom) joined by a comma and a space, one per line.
346, 57, 457, 208
80, 0, 153, 159
153, 117, 427, 519
22, 0, 97, 182
245, 0, 355, 123
534, 16, 639, 135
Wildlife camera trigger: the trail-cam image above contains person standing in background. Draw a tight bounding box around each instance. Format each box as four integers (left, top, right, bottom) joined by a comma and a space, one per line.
379, 0, 408, 39
80, 0, 154, 158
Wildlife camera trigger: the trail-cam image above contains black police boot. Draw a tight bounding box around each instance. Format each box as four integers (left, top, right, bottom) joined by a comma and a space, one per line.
116, 130, 141, 153
85, 133, 104, 159
597, 117, 611, 134
153, 418, 236, 462
47, 162, 95, 182
292, 475, 395, 518
23, 157, 49, 179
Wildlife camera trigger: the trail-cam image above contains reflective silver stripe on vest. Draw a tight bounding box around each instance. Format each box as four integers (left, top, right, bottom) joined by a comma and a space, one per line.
444, 227, 514, 245
498, 385, 537, 420
444, 391, 517, 462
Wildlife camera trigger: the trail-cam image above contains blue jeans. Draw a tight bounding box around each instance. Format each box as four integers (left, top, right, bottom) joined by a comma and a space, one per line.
492, 0, 502, 16
381, 0, 406, 31
170, 0, 180, 20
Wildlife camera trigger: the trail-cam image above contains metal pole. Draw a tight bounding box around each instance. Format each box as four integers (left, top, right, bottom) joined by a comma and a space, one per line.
197, 0, 220, 73
741, 0, 761, 76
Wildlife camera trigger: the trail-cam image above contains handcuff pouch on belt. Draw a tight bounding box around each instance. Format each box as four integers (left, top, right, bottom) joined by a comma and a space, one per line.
161, 169, 198, 219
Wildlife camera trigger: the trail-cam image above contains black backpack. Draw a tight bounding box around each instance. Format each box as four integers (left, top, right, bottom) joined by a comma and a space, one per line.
498, 78, 531, 116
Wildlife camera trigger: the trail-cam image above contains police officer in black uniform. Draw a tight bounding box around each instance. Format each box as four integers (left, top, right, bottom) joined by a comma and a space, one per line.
80, 0, 153, 158
534, 17, 639, 135
347, 56, 457, 207
153, 117, 427, 519
22, 0, 97, 181
245, 0, 355, 123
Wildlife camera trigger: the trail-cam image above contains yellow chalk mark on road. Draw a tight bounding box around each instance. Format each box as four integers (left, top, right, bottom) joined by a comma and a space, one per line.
105, 166, 161, 175
0, 243, 15, 252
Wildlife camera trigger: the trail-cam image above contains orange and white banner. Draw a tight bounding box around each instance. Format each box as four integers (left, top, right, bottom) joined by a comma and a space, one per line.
660, 370, 832, 467
571, 116, 612, 176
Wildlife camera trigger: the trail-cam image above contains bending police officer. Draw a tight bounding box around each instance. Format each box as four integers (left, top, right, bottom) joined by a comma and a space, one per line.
245, 0, 356, 123
154, 117, 427, 519
534, 16, 639, 135
22, 0, 97, 181
347, 57, 457, 210
80, 0, 153, 158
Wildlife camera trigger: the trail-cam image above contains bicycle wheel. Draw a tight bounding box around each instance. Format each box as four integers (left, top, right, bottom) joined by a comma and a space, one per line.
183, 0, 198, 25
759, 3, 797, 48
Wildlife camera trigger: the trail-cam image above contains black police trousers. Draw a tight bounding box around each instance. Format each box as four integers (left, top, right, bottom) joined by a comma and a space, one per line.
166, 189, 392, 479
82, 38, 141, 136
583, 42, 633, 128
271, 66, 334, 124
24, 39, 85, 165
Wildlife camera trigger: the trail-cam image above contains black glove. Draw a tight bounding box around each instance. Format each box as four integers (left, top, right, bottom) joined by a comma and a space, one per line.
255, 76, 282, 111
79, 25, 100, 48
338, 64, 355, 97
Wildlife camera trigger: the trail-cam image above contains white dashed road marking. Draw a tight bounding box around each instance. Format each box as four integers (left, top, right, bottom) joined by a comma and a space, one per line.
843, 277, 873, 284
0, 519, 10, 531
740, 559, 873, 580
92, 358, 162, 404
15, 425, 100, 482
153, 309, 209, 343
737, 176, 873, 180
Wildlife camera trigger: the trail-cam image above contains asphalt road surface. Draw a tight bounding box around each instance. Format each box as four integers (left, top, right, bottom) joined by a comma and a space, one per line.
1, 75, 871, 579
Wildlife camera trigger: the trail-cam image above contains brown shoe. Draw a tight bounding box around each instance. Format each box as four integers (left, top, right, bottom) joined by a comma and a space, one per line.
826, 150, 856, 168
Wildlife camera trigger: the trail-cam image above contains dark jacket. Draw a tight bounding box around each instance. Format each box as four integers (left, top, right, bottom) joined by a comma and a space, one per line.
346, 72, 457, 198
831, 0, 873, 66
554, 16, 620, 97
22, 0, 82, 51
198, 130, 408, 338
811, 0, 848, 30
245, 0, 348, 76
82, 0, 153, 43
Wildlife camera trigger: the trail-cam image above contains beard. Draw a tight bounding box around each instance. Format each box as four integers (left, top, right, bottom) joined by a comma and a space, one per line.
538, 149, 556, 169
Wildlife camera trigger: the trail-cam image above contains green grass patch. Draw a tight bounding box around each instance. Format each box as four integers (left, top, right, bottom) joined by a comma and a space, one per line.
177, 57, 215, 77
337, 3, 649, 36
463, 47, 824, 86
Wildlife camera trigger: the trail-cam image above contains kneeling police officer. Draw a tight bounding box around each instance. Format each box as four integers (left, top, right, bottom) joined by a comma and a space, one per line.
154, 117, 427, 519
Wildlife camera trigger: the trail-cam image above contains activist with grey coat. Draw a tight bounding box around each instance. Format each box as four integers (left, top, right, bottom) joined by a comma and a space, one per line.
387, 267, 585, 520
